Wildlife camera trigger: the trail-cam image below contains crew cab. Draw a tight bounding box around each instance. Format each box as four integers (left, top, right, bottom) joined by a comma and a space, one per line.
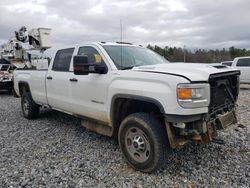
13, 42, 240, 172
231, 56, 250, 84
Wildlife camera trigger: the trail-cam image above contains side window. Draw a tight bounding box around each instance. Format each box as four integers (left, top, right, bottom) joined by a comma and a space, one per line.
52, 48, 74, 71
77, 46, 104, 64
236, 58, 250, 67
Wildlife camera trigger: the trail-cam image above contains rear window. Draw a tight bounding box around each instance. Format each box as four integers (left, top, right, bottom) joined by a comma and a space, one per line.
236, 58, 250, 67
52, 48, 74, 71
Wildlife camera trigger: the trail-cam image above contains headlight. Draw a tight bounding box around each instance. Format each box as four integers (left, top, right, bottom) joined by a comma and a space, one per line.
177, 83, 210, 108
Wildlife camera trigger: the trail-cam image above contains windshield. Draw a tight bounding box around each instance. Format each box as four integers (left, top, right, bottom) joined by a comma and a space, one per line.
103, 45, 169, 70
222, 62, 232, 66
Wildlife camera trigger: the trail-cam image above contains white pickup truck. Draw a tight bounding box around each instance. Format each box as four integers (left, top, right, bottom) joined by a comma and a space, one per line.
14, 42, 240, 172
231, 56, 250, 84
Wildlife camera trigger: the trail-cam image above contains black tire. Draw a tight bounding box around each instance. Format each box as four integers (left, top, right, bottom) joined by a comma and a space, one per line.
21, 92, 39, 119
118, 112, 169, 173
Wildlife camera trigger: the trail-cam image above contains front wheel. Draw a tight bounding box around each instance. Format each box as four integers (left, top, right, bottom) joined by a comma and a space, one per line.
118, 113, 169, 173
21, 92, 40, 119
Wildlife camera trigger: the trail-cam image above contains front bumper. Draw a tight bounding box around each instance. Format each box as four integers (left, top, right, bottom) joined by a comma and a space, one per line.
165, 109, 237, 149
0, 81, 13, 90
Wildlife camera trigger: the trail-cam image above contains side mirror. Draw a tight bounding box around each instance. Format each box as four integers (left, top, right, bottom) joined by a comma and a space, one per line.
95, 64, 108, 74
73, 55, 89, 75
73, 55, 108, 75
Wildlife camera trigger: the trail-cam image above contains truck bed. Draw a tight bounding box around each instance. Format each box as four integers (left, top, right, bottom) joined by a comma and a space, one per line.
14, 70, 48, 105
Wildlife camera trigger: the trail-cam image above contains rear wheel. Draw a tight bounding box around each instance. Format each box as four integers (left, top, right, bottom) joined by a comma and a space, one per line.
21, 92, 39, 119
118, 113, 169, 173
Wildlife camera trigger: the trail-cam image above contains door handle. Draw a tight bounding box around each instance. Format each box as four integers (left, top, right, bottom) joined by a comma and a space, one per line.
46, 76, 53, 80
69, 78, 78, 82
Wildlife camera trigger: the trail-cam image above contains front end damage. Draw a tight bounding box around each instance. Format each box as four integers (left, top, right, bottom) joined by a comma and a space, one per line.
166, 71, 240, 149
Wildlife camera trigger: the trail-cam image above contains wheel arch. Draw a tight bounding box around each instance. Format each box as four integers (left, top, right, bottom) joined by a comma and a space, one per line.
18, 81, 31, 97
110, 94, 165, 137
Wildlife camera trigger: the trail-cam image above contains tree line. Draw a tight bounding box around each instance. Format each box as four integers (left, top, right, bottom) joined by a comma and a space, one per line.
147, 45, 250, 63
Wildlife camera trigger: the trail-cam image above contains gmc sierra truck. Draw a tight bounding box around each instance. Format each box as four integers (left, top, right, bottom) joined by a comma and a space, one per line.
14, 42, 240, 172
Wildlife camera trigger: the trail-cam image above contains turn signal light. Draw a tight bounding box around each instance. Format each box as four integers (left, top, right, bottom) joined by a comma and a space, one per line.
177, 88, 192, 99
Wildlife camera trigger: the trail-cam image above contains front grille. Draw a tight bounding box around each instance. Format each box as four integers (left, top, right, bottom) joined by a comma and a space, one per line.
208, 71, 240, 118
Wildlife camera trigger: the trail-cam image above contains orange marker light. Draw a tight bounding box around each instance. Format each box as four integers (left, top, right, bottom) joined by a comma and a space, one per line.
177, 88, 192, 99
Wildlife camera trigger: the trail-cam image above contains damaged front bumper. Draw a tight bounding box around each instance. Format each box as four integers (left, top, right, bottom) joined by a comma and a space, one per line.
165, 110, 237, 149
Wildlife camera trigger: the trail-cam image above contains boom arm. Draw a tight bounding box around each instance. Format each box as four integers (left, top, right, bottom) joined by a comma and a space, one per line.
1, 26, 51, 68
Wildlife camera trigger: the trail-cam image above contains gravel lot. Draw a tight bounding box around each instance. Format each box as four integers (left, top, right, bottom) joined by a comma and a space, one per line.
0, 87, 249, 188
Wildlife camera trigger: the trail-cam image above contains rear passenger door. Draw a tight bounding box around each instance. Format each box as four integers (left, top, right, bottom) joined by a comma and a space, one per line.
236, 58, 250, 83
46, 48, 75, 112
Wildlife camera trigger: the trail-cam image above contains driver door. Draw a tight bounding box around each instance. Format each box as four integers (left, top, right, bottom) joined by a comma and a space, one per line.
69, 46, 110, 122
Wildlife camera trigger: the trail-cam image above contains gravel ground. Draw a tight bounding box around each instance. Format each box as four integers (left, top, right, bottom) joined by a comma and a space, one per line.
0, 87, 249, 188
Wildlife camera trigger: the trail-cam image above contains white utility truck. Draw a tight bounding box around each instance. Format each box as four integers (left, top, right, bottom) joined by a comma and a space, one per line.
14, 42, 240, 172
231, 56, 250, 84
1, 26, 51, 69
1, 26, 51, 91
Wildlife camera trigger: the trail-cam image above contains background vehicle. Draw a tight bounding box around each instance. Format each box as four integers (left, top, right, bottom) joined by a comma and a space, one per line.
13, 42, 240, 172
0, 61, 16, 92
0, 26, 51, 92
231, 56, 250, 84
221, 61, 233, 66
0, 26, 51, 69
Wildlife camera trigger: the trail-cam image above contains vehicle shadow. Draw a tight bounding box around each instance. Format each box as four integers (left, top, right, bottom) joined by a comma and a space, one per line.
38, 108, 114, 142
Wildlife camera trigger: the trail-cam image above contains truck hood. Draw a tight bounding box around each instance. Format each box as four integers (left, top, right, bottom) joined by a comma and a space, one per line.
132, 63, 239, 82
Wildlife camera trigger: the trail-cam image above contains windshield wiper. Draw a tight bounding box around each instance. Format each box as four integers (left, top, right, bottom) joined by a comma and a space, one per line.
121, 66, 134, 70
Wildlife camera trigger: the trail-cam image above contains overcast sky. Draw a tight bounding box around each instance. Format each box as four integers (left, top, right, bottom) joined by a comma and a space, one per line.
0, 0, 250, 54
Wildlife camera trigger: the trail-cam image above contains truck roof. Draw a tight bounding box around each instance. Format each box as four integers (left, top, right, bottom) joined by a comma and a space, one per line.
98, 42, 140, 47
54, 42, 144, 54
234, 56, 250, 60
64, 42, 143, 48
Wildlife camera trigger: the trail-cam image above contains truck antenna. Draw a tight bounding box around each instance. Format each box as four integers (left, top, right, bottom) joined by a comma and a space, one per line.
183, 45, 186, 63
120, 19, 123, 67
120, 19, 123, 43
